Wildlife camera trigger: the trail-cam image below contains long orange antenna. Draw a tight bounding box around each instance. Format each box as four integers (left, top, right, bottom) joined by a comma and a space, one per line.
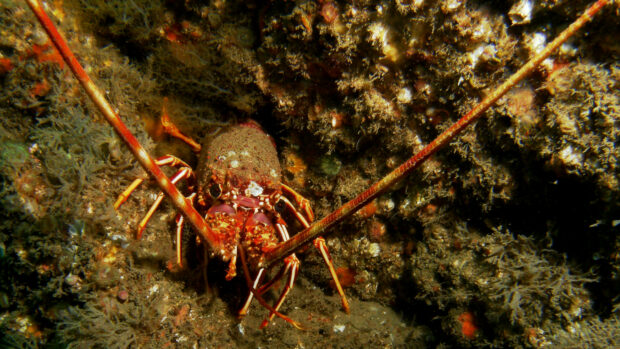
262, 0, 611, 268
24, 0, 222, 251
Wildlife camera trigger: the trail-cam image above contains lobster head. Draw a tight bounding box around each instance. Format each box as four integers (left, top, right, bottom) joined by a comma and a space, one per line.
203, 180, 280, 281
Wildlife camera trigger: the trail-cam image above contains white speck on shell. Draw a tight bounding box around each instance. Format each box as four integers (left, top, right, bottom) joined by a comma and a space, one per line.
509, 0, 533, 25
468, 44, 497, 68
369, 23, 389, 48
559, 145, 583, 168
238, 323, 245, 335
559, 43, 577, 57
528, 33, 554, 71
368, 243, 381, 257
15, 316, 33, 334
270, 168, 278, 177
148, 285, 159, 297
333, 324, 346, 333
229, 159, 240, 169
245, 181, 264, 197
468, 45, 484, 67
531, 33, 546, 53
397, 87, 412, 104
412, 0, 424, 9
368, 22, 400, 62
443, 0, 462, 11
28, 143, 39, 154
380, 197, 395, 212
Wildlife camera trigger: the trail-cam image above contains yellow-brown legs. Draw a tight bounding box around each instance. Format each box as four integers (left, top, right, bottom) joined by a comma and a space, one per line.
238, 268, 266, 317
160, 97, 202, 152
237, 221, 301, 328
174, 193, 196, 268
115, 155, 195, 239
242, 183, 350, 328
175, 214, 185, 266
239, 254, 300, 329
136, 167, 191, 239
114, 155, 192, 209
113, 103, 202, 264
114, 178, 144, 209
313, 237, 350, 313
260, 254, 299, 329
237, 243, 303, 329
281, 184, 351, 314
281, 183, 314, 222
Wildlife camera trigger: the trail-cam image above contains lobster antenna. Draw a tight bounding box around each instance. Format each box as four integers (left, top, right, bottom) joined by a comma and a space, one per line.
263, 0, 611, 268
24, 0, 222, 251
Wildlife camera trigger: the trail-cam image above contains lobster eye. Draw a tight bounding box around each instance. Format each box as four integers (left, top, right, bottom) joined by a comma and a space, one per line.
274, 198, 286, 214
209, 183, 222, 199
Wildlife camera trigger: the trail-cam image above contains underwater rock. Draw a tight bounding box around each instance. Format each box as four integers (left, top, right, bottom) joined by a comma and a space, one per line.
0, 0, 618, 347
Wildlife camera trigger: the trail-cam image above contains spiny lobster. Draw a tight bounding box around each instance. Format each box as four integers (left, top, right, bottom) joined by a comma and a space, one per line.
24, 0, 612, 329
